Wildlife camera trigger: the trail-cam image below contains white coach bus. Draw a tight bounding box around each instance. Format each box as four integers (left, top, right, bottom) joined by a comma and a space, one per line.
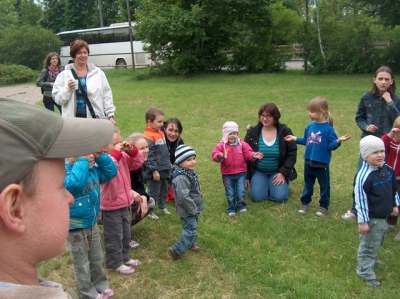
57, 22, 153, 68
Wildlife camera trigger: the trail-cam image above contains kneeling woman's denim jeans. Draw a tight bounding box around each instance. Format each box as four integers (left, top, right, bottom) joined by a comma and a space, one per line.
172, 214, 199, 255
250, 170, 289, 202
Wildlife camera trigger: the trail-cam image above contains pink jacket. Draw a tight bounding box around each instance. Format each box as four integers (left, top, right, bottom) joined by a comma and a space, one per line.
212, 140, 255, 175
101, 148, 144, 211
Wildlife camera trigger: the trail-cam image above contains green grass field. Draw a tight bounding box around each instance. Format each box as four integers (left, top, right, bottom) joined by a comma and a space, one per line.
37, 70, 399, 298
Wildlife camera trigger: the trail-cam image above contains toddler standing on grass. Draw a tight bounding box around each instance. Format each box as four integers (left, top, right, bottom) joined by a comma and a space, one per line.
284, 97, 351, 216
355, 135, 399, 287
212, 121, 263, 216
101, 128, 144, 275
143, 107, 172, 219
381, 116, 400, 239
169, 145, 203, 260
65, 151, 117, 299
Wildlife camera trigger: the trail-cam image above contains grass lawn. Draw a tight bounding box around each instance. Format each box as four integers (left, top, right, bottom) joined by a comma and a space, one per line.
37, 70, 399, 298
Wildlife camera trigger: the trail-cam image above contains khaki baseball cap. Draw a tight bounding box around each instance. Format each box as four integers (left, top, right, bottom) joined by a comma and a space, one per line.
0, 98, 114, 191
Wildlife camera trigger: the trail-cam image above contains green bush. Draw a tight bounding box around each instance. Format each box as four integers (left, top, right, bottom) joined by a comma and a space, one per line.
0, 64, 37, 84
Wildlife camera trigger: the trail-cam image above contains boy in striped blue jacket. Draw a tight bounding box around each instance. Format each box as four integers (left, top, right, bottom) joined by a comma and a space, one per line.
355, 135, 399, 288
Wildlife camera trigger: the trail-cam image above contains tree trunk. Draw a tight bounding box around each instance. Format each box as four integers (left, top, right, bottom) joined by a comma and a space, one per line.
315, 0, 326, 70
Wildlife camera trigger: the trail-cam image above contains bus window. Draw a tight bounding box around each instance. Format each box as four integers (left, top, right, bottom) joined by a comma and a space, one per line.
113, 28, 129, 42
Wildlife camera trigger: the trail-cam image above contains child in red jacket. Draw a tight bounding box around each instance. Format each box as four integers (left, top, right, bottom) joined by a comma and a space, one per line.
381, 116, 400, 239
212, 121, 263, 216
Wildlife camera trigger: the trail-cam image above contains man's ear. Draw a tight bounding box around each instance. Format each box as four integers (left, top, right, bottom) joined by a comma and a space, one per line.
0, 184, 26, 233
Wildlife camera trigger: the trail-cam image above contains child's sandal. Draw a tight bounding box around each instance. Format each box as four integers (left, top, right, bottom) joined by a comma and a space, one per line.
116, 264, 135, 275
125, 259, 141, 267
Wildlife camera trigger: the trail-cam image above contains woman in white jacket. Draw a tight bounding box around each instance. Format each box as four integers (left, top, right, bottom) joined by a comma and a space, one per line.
53, 39, 116, 125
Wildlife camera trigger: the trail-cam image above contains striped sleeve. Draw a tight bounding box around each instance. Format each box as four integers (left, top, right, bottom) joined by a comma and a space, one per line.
354, 162, 371, 224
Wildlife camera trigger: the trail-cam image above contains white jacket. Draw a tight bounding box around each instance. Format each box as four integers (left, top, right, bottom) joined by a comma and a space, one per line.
52, 62, 115, 118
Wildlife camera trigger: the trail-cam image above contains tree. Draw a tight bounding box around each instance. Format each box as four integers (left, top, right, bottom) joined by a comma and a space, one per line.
0, 25, 62, 70
0, 0, 19, 31
356, 0, 400, 27
40, 0, 67, 33
15, 0, 42, 26
136, 0, 281, 75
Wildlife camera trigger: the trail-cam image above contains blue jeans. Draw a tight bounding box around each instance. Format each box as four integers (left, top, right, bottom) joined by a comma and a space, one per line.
250, 170, 289, 202
172, 214, 199, 255
300, 164, 330, 209
222, 172, 247, 213
68, 224, 109, 298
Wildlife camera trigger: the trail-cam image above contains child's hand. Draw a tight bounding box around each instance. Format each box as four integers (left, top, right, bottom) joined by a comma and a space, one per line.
338, 134, 351, 143
365, 124, 378, 133
93, 150, 103, 158
381, 91, 392, 103
392, 206, 399, 216
284, 135, 296, 142
121, 141, 133, 152
153, 170, 160, 181
358, 223, 370, 234
217, 152, 224, 159
253, 152, 264, 160
114, 142, 124, 152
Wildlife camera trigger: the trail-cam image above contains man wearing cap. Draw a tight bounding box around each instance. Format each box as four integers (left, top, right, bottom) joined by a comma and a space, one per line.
0, 98, 114, 298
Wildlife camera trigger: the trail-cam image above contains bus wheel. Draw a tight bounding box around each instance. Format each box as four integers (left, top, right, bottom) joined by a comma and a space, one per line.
116, 59, 127, 68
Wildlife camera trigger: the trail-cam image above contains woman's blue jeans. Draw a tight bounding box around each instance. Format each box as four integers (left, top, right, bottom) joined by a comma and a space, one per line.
250, 170, 289, 202
222, 172, 247, 213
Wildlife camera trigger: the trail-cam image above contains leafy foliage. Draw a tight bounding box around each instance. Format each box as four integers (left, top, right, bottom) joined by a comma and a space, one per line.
0, 25, 62, 70
0, 64, 36, 84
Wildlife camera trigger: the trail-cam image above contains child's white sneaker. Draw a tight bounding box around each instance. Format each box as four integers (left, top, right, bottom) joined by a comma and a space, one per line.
147, 212, 159, 220
162, 208, 171, 215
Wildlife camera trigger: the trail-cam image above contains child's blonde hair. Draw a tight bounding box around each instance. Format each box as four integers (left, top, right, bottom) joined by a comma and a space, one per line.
126, 132, 146, 145
307, 97, 333, 125
393, 116, 400, 129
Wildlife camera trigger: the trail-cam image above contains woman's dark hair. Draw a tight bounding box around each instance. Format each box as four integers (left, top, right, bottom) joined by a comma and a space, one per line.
43, 52, 60, 68
164, 118, 183, 134
370, 66, 396, 96
70, 39, 90, 59
258, 102, 281, 127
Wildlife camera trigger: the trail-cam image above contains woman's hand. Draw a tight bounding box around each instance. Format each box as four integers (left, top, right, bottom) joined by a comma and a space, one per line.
245, 179, 250, 190
153, 170, 160, 181
272, 173, 285, 185
68, 79, 77, 90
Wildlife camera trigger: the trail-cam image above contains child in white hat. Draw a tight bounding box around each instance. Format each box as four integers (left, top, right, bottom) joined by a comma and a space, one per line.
355, 135, 399, 287
212, 121, 263, 216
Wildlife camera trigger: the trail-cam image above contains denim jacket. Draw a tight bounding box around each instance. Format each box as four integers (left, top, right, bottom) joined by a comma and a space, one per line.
355, 92, 400, 138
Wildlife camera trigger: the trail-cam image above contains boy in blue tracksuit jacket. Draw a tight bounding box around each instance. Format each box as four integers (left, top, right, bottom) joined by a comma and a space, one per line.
355, 136, 399, 287
64, 151, 117, 299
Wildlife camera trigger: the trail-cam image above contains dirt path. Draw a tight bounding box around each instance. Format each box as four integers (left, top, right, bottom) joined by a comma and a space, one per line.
0, 83, 42, 104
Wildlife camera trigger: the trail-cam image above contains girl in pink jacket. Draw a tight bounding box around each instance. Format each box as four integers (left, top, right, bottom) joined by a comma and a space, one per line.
212, 121, 263, 216
101, 129, 144, 275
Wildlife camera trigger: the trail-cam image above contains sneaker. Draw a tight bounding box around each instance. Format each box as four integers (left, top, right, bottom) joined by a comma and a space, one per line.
239, 209, 247, 213
147, 212, 159, 220
228, 212, 236, 217
394, 232, 400, 241
364, 279, 381, 287
316, 207, 327, 217
385, 224, 396, 233
341, 210, 356, 220
168, 247, 181, 260
129, 240, 140, 249
298, 205, 308, 214
162, 208, 171, 215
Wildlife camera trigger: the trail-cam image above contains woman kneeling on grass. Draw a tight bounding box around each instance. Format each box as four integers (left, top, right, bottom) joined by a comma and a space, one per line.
244, 102, 297, 203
